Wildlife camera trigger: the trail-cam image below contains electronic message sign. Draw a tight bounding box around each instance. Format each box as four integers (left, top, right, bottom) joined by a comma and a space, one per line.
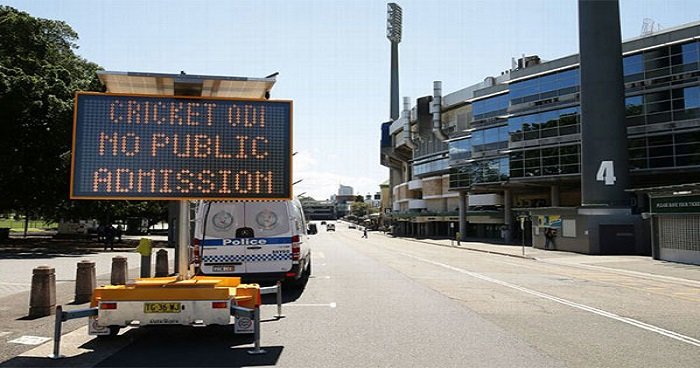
70, 93, 292, 200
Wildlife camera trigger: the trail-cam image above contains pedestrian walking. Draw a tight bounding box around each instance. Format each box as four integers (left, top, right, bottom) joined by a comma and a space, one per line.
103, 224, 116, 251
362, 228, 368, 238
544, 228, 556, 250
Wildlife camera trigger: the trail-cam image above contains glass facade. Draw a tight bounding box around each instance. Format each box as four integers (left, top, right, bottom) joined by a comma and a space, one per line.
624, 40, 700, 84
509, 144, 580, 178
447, 38, 700, 191
509, 69, 579, 105
450, 157, 509, 188
448, 138, 472, 164
629, 130, 700, 170
508, 107, 580, 142
413, 157, 449, 177
473, 93, 509, 121
625, 86, 700, 126
472, 125, 509, 152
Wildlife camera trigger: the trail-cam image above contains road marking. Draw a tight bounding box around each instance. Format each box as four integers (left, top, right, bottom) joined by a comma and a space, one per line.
286, 303, 336, 308
0, 331, 11, 337
401, 252, 700, 348
538, 258, 700, 288
8, 336, 51, 345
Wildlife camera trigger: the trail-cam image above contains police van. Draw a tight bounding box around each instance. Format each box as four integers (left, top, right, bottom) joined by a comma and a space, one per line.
191, 199, 315, 286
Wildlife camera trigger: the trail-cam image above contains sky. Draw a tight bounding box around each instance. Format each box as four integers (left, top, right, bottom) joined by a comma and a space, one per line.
3, 0, 700, 200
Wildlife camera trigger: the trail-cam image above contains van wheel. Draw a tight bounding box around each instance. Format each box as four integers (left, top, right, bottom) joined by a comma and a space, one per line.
304, 258, 312, 278
287, 259, 311, 289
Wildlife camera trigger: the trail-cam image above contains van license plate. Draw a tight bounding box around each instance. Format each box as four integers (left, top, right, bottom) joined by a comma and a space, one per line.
213, 265, 236, 272
144, 302, 181, 313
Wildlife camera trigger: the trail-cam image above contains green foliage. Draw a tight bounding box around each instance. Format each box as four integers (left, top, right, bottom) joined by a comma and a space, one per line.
350, 201, 369, 217
0, 6, 165, 227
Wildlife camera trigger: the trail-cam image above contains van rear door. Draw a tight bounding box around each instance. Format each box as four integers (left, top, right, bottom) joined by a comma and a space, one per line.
243, 202, 293, 274
200, 202, 246, 274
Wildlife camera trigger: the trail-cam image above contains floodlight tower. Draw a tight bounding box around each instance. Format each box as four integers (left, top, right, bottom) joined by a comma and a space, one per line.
387, 3, 402, 121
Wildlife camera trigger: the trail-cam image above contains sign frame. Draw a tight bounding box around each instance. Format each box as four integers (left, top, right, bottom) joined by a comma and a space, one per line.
70, 92, 293, 201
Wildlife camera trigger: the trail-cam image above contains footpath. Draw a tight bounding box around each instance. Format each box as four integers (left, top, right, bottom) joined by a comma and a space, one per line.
403, 234, 700, 285
0, 235, 173, 366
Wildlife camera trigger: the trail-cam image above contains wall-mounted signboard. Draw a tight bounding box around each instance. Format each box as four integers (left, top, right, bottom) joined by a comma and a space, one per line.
651, 195, 700, 214
70, 93, 292, 200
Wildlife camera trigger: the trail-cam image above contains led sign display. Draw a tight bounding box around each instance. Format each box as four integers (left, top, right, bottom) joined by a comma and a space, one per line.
71, 93, 292, 200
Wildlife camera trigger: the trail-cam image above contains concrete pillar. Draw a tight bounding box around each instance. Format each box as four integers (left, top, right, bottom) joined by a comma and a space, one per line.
74, 260, 96, 304
504, 189, 513, 243
551, 185, 560, 207
458, 191, 467, 241
29, 266, 56, 317
110, 256, 128, 285
155, 249, 169, 277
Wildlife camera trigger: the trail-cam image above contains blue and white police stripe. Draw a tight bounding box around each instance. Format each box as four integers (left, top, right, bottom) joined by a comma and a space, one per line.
201, 237, 292, 246
202, 253, 292, 263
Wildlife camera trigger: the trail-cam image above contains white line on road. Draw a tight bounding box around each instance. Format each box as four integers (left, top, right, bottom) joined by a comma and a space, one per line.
538, 258, 700, 288
286, 303, 336, 308
401, 252, 700, 348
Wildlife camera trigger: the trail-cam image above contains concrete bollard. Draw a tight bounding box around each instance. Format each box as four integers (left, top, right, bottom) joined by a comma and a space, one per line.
110, 256, 128, 285
155, 249, 169, 277
74, 260, 96, 304
29, 265, 56, 318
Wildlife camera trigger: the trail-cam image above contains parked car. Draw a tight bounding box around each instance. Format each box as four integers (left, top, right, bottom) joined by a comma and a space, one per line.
326, 223, 335, 231
348, 224, 357, 229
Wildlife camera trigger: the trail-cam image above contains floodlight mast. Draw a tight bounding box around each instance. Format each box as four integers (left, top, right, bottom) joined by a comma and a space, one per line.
387, 3, 402, 121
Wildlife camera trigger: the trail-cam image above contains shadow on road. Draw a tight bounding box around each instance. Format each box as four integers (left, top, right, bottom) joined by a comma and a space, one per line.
0, 325, 283, 368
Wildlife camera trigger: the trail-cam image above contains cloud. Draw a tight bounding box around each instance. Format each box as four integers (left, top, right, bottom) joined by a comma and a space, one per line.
292, 150, 384, 200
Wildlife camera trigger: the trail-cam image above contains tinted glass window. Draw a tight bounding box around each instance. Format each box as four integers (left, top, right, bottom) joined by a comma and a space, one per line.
623, 54, 643, 75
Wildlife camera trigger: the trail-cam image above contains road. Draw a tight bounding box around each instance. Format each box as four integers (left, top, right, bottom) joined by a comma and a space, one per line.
3, 223, 700, 367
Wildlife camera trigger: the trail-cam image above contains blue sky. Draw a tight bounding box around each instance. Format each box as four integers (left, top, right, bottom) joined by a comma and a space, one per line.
4, 0, 699, 200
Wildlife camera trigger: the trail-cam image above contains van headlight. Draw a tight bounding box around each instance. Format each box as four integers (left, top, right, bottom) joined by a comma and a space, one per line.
256, 210, 278, 229
212, 211, 234, 230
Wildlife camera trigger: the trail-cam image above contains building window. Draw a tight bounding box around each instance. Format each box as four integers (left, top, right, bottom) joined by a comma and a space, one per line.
413, 158, 449, 177
449, 138, 472, 164
508, 107, 580, 142
628, 130, 700, 170
473, 93, 509, 121
510, 69, 579, 106
624, 54, 644, 82
509, 144, 580, 178
472, 126, 509, 152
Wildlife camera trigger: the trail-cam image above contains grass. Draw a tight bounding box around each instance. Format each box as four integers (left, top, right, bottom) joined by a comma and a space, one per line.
0, 219, 56, 232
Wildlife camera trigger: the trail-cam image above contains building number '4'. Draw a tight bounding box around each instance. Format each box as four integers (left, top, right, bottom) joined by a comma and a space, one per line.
596, 160, 616, 186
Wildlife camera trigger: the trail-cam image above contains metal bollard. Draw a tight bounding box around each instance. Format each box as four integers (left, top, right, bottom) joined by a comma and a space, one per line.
247, 308, 266, 355
74, 260, 96, 304
155, 249, 169, 277
110, 256, 128, 285
275, 281, 284, 319
29, 265, 56, 318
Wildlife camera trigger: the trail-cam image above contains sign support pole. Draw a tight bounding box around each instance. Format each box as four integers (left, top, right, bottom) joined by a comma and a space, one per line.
177, 200, 191, 280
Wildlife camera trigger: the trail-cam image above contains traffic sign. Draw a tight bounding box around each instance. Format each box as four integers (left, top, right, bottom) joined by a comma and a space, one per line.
70, 93, 292, 200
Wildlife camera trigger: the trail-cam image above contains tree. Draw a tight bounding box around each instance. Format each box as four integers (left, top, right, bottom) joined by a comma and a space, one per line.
0, 6, 103, 223
350, 201, 369, 217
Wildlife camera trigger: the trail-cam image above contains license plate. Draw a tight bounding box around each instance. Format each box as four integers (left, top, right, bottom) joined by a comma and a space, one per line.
144, 302, 181, 313
213, 265, 236, 272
